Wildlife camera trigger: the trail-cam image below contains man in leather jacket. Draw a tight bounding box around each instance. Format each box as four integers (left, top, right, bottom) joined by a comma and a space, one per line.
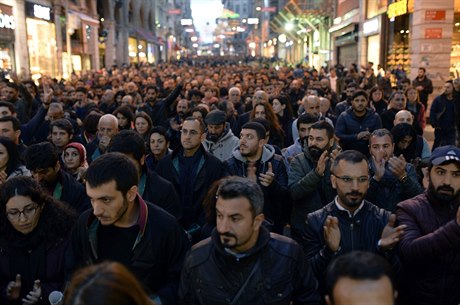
179, 176, 320, 305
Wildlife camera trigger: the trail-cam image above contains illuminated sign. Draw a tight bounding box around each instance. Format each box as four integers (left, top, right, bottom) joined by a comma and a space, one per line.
247, 18, 259, 25
387, 0, 407, 19
33, 4, 50, 21
0, 4, 15, 30
363, 18, 379, 35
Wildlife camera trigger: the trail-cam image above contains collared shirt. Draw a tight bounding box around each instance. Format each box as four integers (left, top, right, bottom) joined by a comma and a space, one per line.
334, 195, 365, 218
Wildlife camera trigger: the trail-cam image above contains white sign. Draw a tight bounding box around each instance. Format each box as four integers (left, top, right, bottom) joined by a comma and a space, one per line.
363, 18, 379, 36
33, 4, 51, 21
0, 12, 15, 29
247, 18, 259, 25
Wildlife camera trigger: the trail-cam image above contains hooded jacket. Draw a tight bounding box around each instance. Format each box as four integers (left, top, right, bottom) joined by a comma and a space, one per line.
226, 145, 289, 233
202, 123, 239, 161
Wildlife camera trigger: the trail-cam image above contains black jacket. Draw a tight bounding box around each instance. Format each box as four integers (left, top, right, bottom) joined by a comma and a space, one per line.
58, 169, 91, 214
301, 200, 398, 280
140, 168, 182, 219
179, 227, 320, 305
155, 146, 227, 230
66, 195, 190, 305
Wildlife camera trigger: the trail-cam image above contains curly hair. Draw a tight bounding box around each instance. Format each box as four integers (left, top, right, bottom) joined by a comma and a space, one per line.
0, 176, 76, 244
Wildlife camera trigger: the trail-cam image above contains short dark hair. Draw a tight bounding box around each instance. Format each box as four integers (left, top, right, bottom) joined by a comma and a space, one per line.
332, 150, 368, 174
75, 87, 87, 94
5, 82, 18, 91
297, 113, 319, 130
0, 116, 20, 131
113, 105, 135, 124
183, 116, 206, 133
50, 119, 74, 135
216, 176, 264, 217
325, 251, 396, 300
148, 126, 169, 143
351, 90, 368, 101
24, 142, 59, 171
241, 121, 266, 140
85, 152, 139, 195
0, 101, 16, 114
135, 111, 153, 131
418, 67, 426, 73
370, 128, 393, 144
108, 130, 145, 163
310, 120, 334, 139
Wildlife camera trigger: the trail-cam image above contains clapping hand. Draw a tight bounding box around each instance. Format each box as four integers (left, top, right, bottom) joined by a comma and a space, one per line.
379, 214, 406, 251
22, 279, 41, 305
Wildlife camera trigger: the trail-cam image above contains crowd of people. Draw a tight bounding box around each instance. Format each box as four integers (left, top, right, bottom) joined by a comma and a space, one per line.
0, 58, 459, 305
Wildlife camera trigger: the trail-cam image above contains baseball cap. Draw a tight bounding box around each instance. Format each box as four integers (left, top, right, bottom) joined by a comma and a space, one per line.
429, 145, 460, 166
205, 110, 226, 125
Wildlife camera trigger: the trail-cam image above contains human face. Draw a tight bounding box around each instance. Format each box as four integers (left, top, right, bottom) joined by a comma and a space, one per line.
145, 88, 157, 101
369, 135, 394, 163
397, 136, 413, 151
135, 117, 149, 135
444, 82, 454, 96
417, 68, 425, 78
394, 111, 413, 125
0, 121, 18, 143
2, 87, 17, 102
346, 87, 356, 98
319, 98, 331, 115
5, 196, 42, 235
150, 133, 168, 158
390, 93, 406, 110
116, 113, 129, 128
327, 276, 394, 305
192, 111, 203, 120
271, 99, 284, 115
352, 95, 368, 116
239, 129, 264, 159
0, 143, 8, 171
51, 126, 71, 149
304, 98, 320, 116
181, 120, 204, 154
63, 147, 81, 170
228, 90, 241, 103
98, 118, 118, 138
86, 180, 137, 227
332, 160, 369, 210
32, 166, 59, 188
207, 124, 225, 140
74, 91, 86, 104
298, 123, 313, 141
252, 91, 268, 105
216, 196, 263, 253
254, 105, 266, 119
47, 108, 64, 122
0, 106, 13, 117
428, 163, 460, 203
308, 128, 332, 160
372, 90, 383, 102
406, 88, 418, 103
176, 101, 189, 116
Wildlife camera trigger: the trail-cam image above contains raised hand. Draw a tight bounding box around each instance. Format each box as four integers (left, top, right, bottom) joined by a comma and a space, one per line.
6, 274, 21, 300
316, 150, 329, 176
380, 214, 406, 251
259, 162, 275, 187
323, 216, 341, 252
246, 161, 257, 183
372, 155, 385, 181
388, 155, 407, 180
22, 279, 41, 305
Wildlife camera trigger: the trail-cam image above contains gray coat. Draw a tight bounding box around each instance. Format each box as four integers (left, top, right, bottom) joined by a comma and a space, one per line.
202, 123, 239, 161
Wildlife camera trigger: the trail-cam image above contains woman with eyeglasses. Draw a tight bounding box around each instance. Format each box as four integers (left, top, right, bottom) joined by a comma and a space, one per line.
0, 176, 76, 305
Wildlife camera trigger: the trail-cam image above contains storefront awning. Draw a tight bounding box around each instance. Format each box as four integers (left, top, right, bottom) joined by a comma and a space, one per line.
68, 10, 99, 27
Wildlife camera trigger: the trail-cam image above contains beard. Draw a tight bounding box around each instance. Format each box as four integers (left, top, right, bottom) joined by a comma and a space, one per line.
428, 181, 460, 203
207, 133, 221, 142
341, 191, 366, 208
219, 232, 238, 249
309, 145, 326, 161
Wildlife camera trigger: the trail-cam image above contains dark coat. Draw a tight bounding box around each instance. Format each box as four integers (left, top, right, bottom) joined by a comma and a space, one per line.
179, 227, 320, 305
396, 192, 460, 305
335, 108, 382, 156
67, 195, 190, 305
155, 146, 227, 230
58, 169, 91, 214
139, 84, 183, 127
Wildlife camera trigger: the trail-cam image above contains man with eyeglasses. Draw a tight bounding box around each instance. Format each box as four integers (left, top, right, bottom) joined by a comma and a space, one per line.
156, 117, 226, 242
301, 150, 406, 296
367, 129, 423, 212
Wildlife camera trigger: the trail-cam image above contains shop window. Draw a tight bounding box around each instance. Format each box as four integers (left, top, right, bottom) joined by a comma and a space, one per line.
450, 12, 460, 78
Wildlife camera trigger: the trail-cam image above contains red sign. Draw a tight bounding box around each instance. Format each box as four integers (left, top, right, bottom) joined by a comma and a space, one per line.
168, 9, 181, 15
261, 6, 277, 13
425, 10, 446, 21
425, 28, 443, 39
